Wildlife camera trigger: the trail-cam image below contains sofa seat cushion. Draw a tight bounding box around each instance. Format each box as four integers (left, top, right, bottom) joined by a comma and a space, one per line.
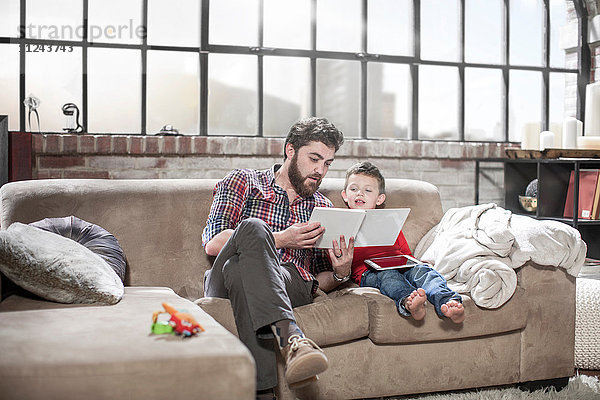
340, 286, 527, 344
196, 291, 370, 347
0, 287, 255, 400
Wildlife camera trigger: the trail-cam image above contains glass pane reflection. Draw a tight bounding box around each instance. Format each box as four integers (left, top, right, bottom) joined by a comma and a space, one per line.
465, 0, 503, 64
148, 0, 200, 47
421, 0, 459, 62
419, 65, 458, 140
263, 56, 311, 137
208, 54, 257, 135
465, 68, 503, 141
88, 48, 141, 133
264, 0, 311, 50
316, 59, 360, 138
317, 0, 361, 52
0, 44, 20, 131
25, 47, 82, 133
509, 70, 542, 142
510, 0, 543, 66
367, 63, 411, 139
0, 0, 19, 37
147, 51, 199, 135
368, 0, 412, 56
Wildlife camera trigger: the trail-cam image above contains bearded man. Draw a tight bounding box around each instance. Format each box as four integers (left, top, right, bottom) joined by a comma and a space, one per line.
202, 117, 354, 399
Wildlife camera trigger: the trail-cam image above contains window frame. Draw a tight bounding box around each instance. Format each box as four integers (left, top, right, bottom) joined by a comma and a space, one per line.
2, 0, 590, 141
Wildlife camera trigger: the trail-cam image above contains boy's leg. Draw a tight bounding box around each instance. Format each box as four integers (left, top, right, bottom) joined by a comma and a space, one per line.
361, 269, 419, 317
404, 265, 462, 318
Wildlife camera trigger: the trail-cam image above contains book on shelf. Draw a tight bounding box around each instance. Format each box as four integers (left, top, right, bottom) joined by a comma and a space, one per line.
563, 169, 600, 219
364, 254, 431, 271
307, 207, 410, 248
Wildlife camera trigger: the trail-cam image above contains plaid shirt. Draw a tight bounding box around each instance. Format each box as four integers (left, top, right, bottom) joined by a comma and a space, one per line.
202, 165, 333, 285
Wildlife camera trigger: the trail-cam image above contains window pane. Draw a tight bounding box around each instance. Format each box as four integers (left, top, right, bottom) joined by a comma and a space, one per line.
147, 51, 199, 135
0, 44, 20, 131
465, 68, 503, 141
88, 48, 141, 134
263, 57, 310, 137
208, 54, 257, 135
316, 59, 360, 138
509, 70, 542, 142
465, 0, 503, 64
26, 47, 82, 133
550, 0, 566, 68
0, 0, 19, 37
367, 63, 411, 139
421, 0, 459, 62
148, 0, 200, 47
419, 65, 458, 140
317, 0, 361, 52
88, 0, 143, 44
550, 72, 578, 132
368, 0, 412, 56
26, 0, 82, 40
510, 0, 543, 66
209, 0, 258, 46
264, 0, 310, 50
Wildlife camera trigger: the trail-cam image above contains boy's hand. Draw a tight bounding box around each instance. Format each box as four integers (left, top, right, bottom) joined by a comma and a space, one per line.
328, 235, 354, 278
273, 222, 325, 249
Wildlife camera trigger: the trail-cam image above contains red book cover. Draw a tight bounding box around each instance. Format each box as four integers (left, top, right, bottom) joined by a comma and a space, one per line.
563, 169, 600, 219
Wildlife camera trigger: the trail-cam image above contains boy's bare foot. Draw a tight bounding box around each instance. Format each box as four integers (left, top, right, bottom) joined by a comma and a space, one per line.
404, 288, 427, 320
441, 300, 465, 323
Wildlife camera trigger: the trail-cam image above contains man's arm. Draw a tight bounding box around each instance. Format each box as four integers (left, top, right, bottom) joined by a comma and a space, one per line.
202, 171, 248, 254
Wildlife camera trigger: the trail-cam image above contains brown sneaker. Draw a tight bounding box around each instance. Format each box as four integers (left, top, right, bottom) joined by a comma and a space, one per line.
281, 334, 328, 388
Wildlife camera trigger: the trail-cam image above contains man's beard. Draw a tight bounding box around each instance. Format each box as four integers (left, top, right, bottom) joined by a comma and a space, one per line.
288, 153, 322, 198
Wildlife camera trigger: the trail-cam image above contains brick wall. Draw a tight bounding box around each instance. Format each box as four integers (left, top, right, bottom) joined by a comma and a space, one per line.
31, 133, 511, 212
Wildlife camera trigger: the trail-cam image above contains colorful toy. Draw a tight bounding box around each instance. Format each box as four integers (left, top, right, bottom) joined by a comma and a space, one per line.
151, 302, 204, 337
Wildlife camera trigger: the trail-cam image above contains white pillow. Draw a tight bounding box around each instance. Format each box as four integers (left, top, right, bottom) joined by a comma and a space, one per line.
0, 223, 124, 304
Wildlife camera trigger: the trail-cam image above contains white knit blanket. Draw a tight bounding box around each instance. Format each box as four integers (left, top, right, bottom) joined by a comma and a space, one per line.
413, 203, 586, 308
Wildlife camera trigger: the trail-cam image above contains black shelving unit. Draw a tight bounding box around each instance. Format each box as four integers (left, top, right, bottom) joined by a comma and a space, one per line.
504, 158, 600, 259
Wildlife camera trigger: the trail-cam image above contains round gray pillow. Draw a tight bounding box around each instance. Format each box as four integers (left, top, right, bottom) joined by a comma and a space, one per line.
29, 216, 127, 282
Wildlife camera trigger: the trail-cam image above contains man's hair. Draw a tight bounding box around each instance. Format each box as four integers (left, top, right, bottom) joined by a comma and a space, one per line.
284, 117, 344, 160
344, 161, 386, 194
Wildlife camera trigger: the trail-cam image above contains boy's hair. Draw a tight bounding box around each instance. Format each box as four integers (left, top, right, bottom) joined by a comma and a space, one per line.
344, 161, 386, 194
284, 117, 344, 160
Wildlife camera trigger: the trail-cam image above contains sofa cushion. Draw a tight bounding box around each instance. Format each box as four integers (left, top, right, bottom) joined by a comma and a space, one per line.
0, 287, 255, 400
196, 291, 371, 347
342, 286, 528, 344
0, 222, 124, 304
29, 216, 127, 282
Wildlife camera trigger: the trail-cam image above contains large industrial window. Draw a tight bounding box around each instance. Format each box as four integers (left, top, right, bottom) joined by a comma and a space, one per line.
0, 0, 588, 141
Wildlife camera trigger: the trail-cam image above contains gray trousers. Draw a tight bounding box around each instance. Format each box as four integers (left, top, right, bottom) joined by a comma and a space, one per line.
204, 218, 314, 390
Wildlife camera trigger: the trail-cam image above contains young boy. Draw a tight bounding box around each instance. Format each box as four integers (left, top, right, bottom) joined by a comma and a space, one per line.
342, 161, 465, 323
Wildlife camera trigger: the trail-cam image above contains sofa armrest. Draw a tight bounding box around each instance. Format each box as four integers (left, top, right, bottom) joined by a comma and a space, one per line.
516, 262, 576, 381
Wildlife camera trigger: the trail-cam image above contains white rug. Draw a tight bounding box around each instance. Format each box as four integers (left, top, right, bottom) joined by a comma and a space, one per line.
383, 374, 600, 400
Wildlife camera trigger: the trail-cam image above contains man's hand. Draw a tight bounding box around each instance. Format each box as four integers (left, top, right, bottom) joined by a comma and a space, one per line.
316, 235, 355, 292
273, 222, 325, 249
328, 236, 354, 279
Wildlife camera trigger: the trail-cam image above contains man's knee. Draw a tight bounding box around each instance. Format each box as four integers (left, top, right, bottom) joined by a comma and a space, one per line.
237, 218, 273, 240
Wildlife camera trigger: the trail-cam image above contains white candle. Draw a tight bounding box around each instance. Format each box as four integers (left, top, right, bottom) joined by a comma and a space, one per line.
550, 122, 563, 148
584, 82, 600, 136
521, 122, 540, 150
539, 131, 554, 151
578, 136, 600, 149
562, 117, 580, 149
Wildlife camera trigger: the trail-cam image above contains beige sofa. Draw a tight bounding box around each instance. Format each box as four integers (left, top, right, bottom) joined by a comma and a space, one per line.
0, 178, 576, 400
